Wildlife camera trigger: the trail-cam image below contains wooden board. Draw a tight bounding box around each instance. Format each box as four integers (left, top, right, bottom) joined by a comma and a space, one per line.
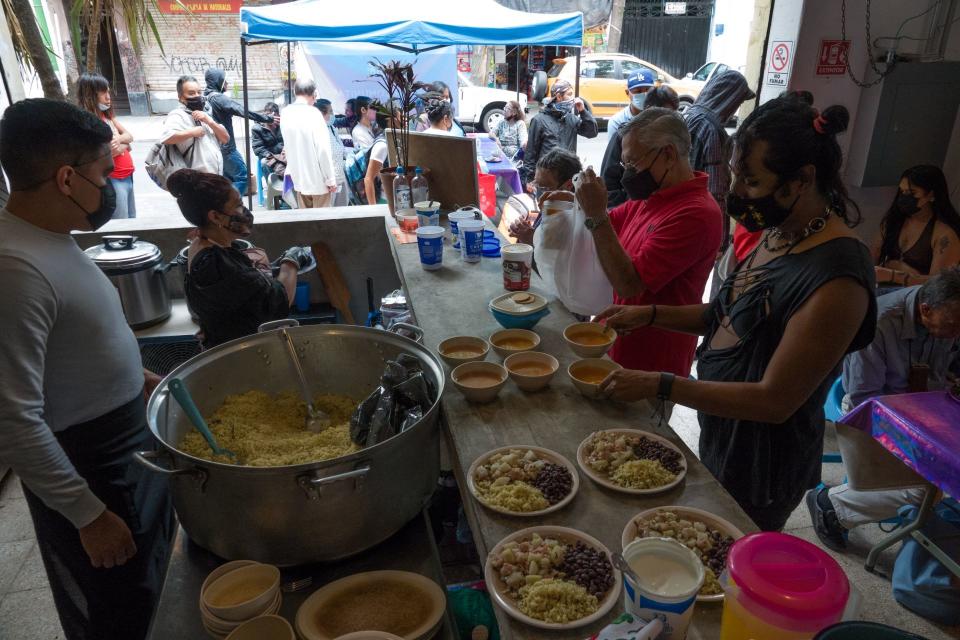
385, 129, 479, 213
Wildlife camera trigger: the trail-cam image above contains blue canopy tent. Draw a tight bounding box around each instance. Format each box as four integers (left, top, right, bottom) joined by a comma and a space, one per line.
236, 0, 584, 207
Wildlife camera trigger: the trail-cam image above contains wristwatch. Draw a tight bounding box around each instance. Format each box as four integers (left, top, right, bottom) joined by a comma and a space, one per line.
584, 215, 608, 231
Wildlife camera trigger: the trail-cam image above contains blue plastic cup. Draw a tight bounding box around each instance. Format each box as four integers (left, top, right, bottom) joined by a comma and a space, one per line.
449, 209, 478, 249
417, 226, 445, 271
458, 219, 485, 263
294, 282, 310, 312
415, 200, 441, 227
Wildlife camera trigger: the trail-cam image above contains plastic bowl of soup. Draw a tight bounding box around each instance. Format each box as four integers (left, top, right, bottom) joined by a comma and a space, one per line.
563, 322, 616, 358
451, 361, 509, 403
504, 352, 559, 392
437, 336, 490, 367
489, 329, 541, 359
568, 358, 623, 399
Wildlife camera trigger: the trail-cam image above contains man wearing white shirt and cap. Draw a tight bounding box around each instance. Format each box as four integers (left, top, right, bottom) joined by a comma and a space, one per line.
281, 78, 338, 208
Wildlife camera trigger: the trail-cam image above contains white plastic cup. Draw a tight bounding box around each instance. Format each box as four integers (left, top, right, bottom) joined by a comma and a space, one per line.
458, 219, 485, 263
622, 538, 705, 640
416, 226, 445, 271
449, 209, 479, 249
414, 201, 441, 228
501, 243, 534, 291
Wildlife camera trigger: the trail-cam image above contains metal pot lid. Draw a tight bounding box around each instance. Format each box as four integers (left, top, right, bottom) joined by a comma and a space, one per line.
85, 235, 162, 269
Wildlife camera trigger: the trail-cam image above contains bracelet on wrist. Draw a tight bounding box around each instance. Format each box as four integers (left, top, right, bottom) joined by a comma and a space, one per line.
657, 372, 675, 401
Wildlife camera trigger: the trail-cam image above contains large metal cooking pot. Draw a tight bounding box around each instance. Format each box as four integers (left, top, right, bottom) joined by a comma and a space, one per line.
85, 235, 171, 328
139, 321, 444, 566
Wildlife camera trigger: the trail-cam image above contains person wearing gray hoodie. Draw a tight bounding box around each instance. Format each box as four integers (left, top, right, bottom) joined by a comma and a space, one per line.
684, 70, 755, 241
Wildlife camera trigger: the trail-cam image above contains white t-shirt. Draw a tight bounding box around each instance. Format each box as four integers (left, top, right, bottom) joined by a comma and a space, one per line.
352, 123, 376, 150
0, 210, 144, 528
161, 106, 224, 176
370, 139, 389, 166
281, 102, 337, 196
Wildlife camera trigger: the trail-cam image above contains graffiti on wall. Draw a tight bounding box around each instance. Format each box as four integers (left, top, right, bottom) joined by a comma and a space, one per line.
161, 54, 241, 76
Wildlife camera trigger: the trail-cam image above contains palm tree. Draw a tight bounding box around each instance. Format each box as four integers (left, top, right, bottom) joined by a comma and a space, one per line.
70, 0, 163, 73
2, 0, 66, 99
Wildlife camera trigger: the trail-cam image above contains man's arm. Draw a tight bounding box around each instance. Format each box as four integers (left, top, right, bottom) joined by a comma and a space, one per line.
161, 110, 203, 146
224, 96, 274, 124
202, 113, 230, 145
842, 331, 889, 407
575, 107, 599, 139
600, 132, 628, 208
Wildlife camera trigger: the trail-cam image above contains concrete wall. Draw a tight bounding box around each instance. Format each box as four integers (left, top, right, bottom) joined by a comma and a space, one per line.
139, 0, 283, 113
74, 208, 403, 324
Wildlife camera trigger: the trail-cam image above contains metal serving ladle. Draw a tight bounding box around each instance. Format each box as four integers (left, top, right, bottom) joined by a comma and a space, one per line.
280, 328, 329, 433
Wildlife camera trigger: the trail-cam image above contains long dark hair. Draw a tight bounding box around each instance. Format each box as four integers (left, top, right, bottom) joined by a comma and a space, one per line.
878, 165, 960, 265
77, 72, 111, 119
732, 92, 859, 226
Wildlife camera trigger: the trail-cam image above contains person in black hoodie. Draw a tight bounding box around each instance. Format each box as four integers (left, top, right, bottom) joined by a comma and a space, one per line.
522, 79, 598, 188
252, 102, 285, 178
203, 68, 277, 195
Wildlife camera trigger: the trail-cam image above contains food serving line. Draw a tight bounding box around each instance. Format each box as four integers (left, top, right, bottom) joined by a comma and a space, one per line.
140, 206, 758, 639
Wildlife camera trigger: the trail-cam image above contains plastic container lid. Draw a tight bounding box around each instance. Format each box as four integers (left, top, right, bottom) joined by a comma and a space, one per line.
84, 235, 162, 273
490, 292, 548, 316
727, 532, 849, 632
482, 238, 501, 257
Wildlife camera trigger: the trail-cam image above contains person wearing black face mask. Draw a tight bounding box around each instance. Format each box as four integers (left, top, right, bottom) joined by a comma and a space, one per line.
160, 75, 229, 179
0, 99, 174, 640
574, 108, 722, 383
522, 79, 598, 189
168, 169, 306, 349
872, 164, 960, 292
590, 94, 879, 532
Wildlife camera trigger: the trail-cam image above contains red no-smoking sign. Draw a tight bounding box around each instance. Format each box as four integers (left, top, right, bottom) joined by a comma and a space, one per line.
766, 40, 793, 88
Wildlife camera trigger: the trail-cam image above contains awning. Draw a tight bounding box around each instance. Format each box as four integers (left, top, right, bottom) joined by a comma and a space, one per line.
240, 0, 583, 49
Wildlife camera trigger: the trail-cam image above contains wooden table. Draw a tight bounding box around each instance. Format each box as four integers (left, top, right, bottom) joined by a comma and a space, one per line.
387, 211, 758, 639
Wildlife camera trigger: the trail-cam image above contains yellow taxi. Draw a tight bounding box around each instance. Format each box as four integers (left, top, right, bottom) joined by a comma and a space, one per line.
533, 53, 704, 119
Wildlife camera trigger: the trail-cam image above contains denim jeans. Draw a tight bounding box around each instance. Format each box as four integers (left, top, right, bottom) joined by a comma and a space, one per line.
222, 148, 248, 195
109, 175, 136, 219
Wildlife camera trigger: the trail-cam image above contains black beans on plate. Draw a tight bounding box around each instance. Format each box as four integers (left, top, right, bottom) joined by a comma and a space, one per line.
531, 463, 573, 505
558, 542, 615, 598
633, 437, 684, 475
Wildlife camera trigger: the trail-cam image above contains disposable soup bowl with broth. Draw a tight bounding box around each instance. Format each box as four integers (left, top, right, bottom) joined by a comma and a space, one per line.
489, 328, 540, 359
451, 361, 508, 403
568, 358, 622, 399
564, 322, 616, 358
504, 352, 559, 392
437, 336, 490, 367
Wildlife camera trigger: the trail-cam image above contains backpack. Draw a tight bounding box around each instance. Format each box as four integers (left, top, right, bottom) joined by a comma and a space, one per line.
145, 139, 196, 191
344, 135, 387, 205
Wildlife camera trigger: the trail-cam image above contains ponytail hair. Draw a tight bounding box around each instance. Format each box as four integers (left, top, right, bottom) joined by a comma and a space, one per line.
733, 93, 858, 225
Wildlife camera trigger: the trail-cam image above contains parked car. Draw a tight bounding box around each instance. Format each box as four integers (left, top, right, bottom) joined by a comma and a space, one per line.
457, 71, 528, 133
535, 53, 706, 120
667, 62, 736, 112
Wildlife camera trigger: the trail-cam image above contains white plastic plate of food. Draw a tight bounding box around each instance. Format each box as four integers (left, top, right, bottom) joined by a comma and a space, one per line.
621, 505, 746, 603
485, 525, 622, 630
467, 445, 579, 517
577, 429, 687, 495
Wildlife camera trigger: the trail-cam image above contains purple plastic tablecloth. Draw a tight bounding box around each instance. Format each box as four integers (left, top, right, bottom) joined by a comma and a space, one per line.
839, 391, 959, 497
472, 135, 523, 195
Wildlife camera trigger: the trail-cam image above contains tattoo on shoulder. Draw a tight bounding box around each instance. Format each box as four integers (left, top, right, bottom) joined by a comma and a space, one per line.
939, 235, 951, 255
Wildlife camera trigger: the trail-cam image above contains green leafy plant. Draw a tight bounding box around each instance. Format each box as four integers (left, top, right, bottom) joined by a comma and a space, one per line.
70, 0, 166, 74
368, 58, 429, 171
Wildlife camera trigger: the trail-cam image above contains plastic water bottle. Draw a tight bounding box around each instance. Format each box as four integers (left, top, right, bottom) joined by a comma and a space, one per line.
393, 166, 412, 211
411, 166, 429, 205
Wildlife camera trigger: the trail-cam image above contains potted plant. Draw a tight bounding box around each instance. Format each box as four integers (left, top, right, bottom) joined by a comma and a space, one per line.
369, 59, 431, 214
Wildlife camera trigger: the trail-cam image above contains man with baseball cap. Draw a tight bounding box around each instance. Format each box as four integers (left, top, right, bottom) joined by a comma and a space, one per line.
607, 69, 657, 140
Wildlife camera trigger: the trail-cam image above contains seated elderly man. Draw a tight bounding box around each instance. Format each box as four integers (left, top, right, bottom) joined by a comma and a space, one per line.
508, 148, 582, 245
574, 108, 722, 376
807, 268, 960, 550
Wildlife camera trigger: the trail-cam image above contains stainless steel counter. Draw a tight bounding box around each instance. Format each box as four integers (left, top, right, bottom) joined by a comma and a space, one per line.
146, 511, 459, 639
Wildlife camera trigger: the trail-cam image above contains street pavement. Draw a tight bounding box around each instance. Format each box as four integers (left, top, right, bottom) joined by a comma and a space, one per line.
116, 114, 612, 221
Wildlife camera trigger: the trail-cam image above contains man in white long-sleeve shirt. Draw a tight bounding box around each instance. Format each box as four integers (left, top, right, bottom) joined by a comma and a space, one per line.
0, 99, 172, 640
280, 78, 338, 208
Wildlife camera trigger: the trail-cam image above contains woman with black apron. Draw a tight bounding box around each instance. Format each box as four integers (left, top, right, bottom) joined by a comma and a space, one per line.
578, 93, 878, 531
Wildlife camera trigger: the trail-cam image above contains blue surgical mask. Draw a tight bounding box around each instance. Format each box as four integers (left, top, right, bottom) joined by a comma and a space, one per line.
631, 93, 646, 110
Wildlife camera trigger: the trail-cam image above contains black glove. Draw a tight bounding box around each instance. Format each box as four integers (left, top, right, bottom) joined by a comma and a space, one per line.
278, 246, 313, 271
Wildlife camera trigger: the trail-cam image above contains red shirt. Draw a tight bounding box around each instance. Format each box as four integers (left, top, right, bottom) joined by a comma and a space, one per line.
733, 224, 762, 262
103, 115, 135, 180
607, 172, 722, 377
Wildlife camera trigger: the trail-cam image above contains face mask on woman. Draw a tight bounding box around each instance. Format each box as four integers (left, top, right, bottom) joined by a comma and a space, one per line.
98, 102, 111, 112
726, 185, 801, 232
896, 192, 921, 216
219, 206, 254, 237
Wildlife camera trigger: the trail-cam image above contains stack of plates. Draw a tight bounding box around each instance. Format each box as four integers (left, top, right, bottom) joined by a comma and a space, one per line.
199, 560, 283, 638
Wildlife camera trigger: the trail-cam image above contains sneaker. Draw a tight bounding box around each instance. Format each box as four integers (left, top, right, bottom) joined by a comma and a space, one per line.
805, 486, 847, 551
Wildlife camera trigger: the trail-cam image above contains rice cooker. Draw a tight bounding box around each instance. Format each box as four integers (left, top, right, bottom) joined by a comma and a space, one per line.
85, 235, 172, 329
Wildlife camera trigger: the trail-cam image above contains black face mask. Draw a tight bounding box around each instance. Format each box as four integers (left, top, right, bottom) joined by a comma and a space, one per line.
726, 186, 801, 232
71, 171, 116, 230
220, 206, 254, 237
184, 96, 205, 111
896, 193, 920, 216
621, 149, 665, 201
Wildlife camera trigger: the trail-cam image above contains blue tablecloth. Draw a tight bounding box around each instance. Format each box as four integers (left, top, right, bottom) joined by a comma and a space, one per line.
839, 391, 960, 497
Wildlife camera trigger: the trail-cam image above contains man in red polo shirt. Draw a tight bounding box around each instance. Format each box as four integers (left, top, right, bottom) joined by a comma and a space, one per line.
576, 107, 722, 377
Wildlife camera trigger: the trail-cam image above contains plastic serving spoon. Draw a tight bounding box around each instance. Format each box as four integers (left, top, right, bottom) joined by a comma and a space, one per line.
279, 329, 329, 433
168, 377, 237, 460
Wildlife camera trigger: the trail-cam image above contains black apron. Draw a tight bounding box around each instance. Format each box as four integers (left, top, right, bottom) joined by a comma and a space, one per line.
22, 393, 173, 640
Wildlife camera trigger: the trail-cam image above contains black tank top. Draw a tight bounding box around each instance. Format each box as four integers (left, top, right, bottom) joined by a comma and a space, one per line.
696, 237, 877, 527
887, 216, 936, 274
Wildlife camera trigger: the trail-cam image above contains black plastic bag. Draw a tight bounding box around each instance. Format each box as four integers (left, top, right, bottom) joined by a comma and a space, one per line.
350, 355, 432, 447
